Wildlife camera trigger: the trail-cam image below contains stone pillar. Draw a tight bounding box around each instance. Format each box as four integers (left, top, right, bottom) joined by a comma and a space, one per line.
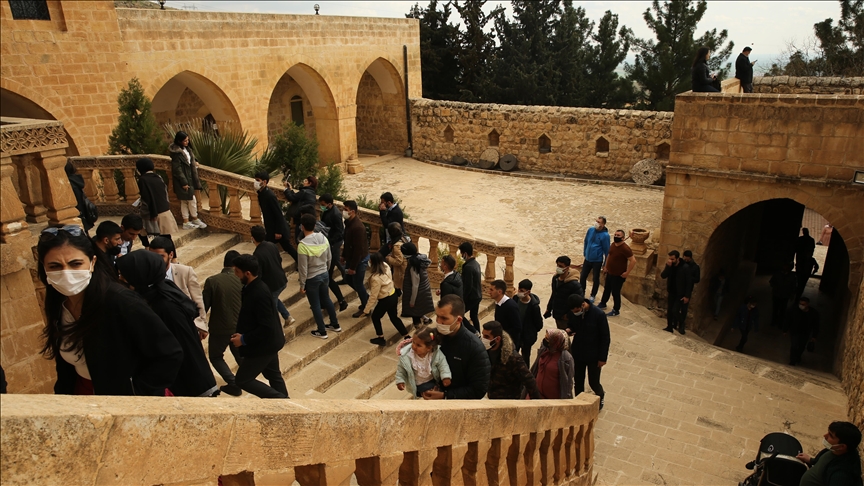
507, 434, 534, 486
484, 437, 512, 486
355, 454, 404, 486
563, 426, 576, 479
572, 425, 585, 477
399, 449, 437, 486
431, 444, 468, 485
346, 153, 364, 174
100, 169, 120, 204
249, 195, 261, 224
228, 187, 242, 220
121, 167, 139, 202
504, 255, 515, 296
428, 239, 441, 279
79, 168, 98, 200
620, 249, 658, 307
484, 254, 498, 288
209, 185, 222, 216
12, 154, 48, 223
550, 428, 564, 484
1, 155, 29, 243
294, 460, 355, 486
34, 149, 79, 225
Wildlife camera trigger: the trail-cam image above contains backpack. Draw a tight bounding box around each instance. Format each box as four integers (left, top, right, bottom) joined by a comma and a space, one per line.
83, 197, 99, 225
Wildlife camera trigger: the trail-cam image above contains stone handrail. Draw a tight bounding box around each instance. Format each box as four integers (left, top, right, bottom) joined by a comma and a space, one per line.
69, 155, 518, 294
0, 394, 598, 486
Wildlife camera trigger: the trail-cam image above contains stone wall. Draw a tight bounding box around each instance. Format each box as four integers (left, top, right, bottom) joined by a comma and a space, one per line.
410, 99, 673, 181
753, 76, 864, 95
845, 280, 864, 429
266, 74, 318, 145
356, 70, 408, 153
153, 87, 206, 126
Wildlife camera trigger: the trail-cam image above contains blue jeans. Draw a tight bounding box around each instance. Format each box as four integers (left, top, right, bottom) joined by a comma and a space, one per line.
305, 272, 338, 334
271, 284, 289, 320
347, 255, 369, 309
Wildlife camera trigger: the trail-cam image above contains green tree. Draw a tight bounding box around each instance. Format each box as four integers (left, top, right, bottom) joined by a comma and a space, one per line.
107, 77, 164, 155
453, 0, 502, 102
271, 122, 320, 189
625, 0, 733, 111
406, 1, 462, 100
583, 11, 636, 108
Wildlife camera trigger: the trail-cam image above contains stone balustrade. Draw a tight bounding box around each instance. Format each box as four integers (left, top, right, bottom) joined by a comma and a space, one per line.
68, 155, 518, 294
0, 394, 598, 486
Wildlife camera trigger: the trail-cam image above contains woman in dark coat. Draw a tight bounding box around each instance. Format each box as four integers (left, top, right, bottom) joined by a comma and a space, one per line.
692, 46, 719, 92
37, 225, 183, 396
136, 157, 178, 237
284, 175, 318, 243
116, 250, 218, 397
169, 131, 206, 230
64, 161, 93, 233
399, 242, 435, 326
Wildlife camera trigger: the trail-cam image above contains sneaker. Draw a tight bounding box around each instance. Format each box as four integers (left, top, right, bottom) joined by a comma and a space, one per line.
596, 302, 607, 309
283, 316, 296, 327
422, 316, 433, 325
325, 323, 342, 333
599, 396, 605, 411
311, 330, 328, 339
192, 219, 207, 229
182, 222, 197, 230
220, 384, 242, 397
606, 310, 619, 317
339, 300, 348, 312
369, 337, 386, 346
352, 309, 365, 318
588, 295, 595, 304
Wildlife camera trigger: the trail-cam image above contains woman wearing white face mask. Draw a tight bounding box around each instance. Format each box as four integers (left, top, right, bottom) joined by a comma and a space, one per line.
37, 225, 183, 396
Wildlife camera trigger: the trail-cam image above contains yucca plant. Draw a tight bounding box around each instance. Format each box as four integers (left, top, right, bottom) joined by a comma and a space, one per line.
164, 119, 258, 214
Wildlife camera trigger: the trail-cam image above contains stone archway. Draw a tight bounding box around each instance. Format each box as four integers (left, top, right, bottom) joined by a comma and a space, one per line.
151, 71, 242, 131
266, 63, 341, 166
0, 87, 80, 156
355, 57, 407, 155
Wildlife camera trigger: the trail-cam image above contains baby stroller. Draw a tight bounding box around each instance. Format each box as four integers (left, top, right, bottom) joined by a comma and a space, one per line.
739, 432, 808, 486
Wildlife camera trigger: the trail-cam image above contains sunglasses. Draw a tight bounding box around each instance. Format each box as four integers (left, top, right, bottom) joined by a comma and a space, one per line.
40, 225, 84, 241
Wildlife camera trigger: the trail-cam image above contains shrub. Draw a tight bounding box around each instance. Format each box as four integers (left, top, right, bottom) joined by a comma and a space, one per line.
108, 77, 163, 156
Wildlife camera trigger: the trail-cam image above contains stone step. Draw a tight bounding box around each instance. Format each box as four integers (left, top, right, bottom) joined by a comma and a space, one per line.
173, 232, 243, 269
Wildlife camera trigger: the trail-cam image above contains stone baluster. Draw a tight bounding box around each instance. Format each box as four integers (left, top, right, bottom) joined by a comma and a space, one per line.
399, 449, 437, 486
550, 428, 565, 484
0, 155, 29, 243
484, 254, 498, 288
572, 425, 585, 478
195, 190, 203, 213
448, 243, 459, 258
355, 454, 404, 486
537, 430, 552, 486
484, 437, 512, 486
208, 183, 222, 216
431, 444, 469, 485
249, 194, 261, 224
294, 460, 355, 486
428, 239, 441, 278
563, 426, 576, 479
506, 434, 537, 486
461, 442, 482, 486
523, 432, 540, 486
369, 222, 381, 253
504, 255, 515, 296
79, 168, 99, 201
120, 167, 139, 201
101, 168, 120, 204
582, 420, 594, 476
12, 154, 48, 223
34, 149, 80, 225
228, 187, 241, 220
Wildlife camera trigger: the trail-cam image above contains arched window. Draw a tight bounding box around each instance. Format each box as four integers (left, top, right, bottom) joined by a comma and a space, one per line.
290, 96, 304, 126
444, 125, 454, 143
539, 134, 551, 153
488, 129, 500, 147
657, 142, 670, 160
596, 137, 609, 154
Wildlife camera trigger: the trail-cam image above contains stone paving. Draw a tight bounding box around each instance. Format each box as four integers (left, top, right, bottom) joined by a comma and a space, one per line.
343, 156, 849, 485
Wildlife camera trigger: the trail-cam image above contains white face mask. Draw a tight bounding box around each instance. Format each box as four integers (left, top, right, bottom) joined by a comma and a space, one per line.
343, 211, 351, 220
436, 323, 453, 335
555, 267, 565, 275
572, 308, 585, 317
822, 438, 837, 451
516, 292, 527, 300
253, 181, 262, 190
481, 337, 493, 350
46, 262, 94, 297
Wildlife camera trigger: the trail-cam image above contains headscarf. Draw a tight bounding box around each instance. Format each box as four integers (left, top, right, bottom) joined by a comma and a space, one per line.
545, 329, 569, 353
115, 250, 198, 320
136, 157, 155, 174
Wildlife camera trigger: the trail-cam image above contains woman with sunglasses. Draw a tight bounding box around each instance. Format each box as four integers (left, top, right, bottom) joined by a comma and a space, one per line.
37, 225, 184, 395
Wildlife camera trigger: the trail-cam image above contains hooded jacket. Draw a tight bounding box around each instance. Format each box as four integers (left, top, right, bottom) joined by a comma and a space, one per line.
297, 232, 331, 290
401, 254, 435, 318
395, 344, 451, 398
486, 333, 540, 399
320, 205, 344, 244
519, 294, 544, 347
546, 271, 584, 319
567, 302, 611, 363
169, 143, 201, 201
440, 271, 463, 299
583, 226, 610, 263
137, 172, 171, 218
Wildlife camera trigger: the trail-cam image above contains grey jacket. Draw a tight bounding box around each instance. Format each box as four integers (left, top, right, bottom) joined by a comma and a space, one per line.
297, 232, 331, 290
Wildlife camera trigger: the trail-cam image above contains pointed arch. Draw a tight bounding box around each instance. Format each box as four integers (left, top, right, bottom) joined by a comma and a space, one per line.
150, 70, 242, 130
355, 57, 407, 154
0, 81, 82, 155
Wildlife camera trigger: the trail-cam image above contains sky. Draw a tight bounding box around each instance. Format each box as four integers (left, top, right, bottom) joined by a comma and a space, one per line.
170, 1, 841, 71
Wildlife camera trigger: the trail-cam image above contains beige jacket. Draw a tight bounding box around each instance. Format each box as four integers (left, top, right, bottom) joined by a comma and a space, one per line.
366, 263, 395, 310
170, 263, 208, 332
385, 238, 408, 290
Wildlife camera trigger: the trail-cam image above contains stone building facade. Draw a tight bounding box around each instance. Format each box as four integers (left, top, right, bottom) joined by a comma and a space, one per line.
0, 1, 420, 169
411, 100, 674, 181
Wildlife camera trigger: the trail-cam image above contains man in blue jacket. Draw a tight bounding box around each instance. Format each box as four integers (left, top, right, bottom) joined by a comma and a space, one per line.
581, 216, 610, 303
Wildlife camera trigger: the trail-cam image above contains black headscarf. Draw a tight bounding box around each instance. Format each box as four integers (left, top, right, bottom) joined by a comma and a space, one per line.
115, 250, 198, 321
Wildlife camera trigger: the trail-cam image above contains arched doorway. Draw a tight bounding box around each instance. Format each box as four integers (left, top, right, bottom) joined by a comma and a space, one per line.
266, 64, 340, 166
0, 88, 80, 155
698, 198, 850, 372
151, 71, 242, 131
355, 58, 407, 155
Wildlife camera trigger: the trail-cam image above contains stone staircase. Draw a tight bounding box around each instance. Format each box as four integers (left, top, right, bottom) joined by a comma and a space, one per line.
109, 217, 497, 400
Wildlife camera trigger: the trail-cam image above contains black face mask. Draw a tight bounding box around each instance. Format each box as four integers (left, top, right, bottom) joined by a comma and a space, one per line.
613, 237, 623, 243
106, 245, 122, 256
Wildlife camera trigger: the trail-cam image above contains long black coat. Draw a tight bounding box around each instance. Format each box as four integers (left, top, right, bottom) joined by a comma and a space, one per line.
494, 298, 522, 349
691, 61, 715, 92
236, 277, 286, 358
461, 258, 483, 302
137, 172, 171, 218
258, 187, 289, 239
567, 303, 611, 364
169, 143, 201, 201
735, 53, 753, 84
54, 282, 183, 396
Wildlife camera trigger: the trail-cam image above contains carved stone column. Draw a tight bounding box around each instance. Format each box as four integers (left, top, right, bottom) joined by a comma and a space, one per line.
504, 255, 515, 296
428, 239, 441, 279
79, 168, 98, 200
121, 167, 139, 202
484, 437, 512, 486
12, 154, 48, 223
34, 149, 79, 225
563, 426, 576, 479
484, 254, 497, 288
355, 454, 404, 486
507, 434, 534, 486
249, 194, 261, 224
101, 168, 120, 204
209, 185, 222, 216
550, 428, 565, 484
399, 449, 437, 486
228, 187, 242, 220
0, 155, 29, 244
537, 430, 552, 486
346, 153, 364, 174
431, 444, 468, 485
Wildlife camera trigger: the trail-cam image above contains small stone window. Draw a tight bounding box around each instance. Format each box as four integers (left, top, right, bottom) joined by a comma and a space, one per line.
444, 125, 454, 143
488, 129, 500, 147
595, 137, 609, 155
656, 142, 670, 160
538, 134, 551, 153
9, 0, 50, 20
290, 96, 304, 126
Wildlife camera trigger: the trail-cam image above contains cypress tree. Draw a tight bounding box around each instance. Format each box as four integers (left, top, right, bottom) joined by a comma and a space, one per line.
107, 77, 164, 155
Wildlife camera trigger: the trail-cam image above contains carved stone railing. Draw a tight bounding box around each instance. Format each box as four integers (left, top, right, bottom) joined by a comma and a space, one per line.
0, 394, 598, 486
69, 155, 518, 294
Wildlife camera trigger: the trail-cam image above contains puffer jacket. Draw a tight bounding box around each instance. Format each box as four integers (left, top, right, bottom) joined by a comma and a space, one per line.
169, 143, 201, 201
401, 254, 435, 318
440, 271, 463, 299
395, 344, 451, 398
546, 271, 584, 319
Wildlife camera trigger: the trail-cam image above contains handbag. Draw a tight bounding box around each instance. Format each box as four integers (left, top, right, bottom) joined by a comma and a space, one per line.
133, 198, 161, 235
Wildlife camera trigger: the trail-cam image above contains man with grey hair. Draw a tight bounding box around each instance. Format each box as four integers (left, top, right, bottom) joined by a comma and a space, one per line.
580, 216, 610, 303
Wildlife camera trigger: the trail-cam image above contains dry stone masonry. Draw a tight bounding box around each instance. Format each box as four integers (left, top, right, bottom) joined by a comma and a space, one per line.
753, 76, 864, 95
411, 99, 673, 182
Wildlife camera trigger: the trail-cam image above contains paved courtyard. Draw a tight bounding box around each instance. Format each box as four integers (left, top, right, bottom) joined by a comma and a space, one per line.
343, 156, 848, 485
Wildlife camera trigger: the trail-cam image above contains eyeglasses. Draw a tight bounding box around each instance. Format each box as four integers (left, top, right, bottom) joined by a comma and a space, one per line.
40, 225, 84, 241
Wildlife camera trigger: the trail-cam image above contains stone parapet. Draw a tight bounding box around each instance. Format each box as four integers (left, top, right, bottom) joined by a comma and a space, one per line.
0, 394, 599, 486
753, 76, 864, 95
410, 99, 674, 182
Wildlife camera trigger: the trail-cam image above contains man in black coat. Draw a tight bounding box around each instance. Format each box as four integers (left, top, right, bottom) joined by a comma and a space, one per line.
378, 192, 404, 256
342, 200, 370, 317
567, 294, 610, 410
660, 250, 693, 334
437, 254, 463, 299
230, 254, 288, 399
458, 242, 482, 334
254, 172, 297, 262
251, 225, 292, 325
489, 279, 521, 348
544, 255, 584, 330
786, 296, 820, 366
422, 295, 490, 400
515, 279, 544, 366
735, 46, 755, 93
318, 193, 348, 311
